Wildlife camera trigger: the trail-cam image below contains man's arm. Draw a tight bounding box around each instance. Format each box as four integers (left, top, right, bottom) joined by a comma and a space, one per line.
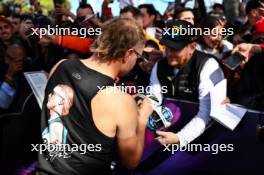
117, 94, 152, 168
157, 58, 224, 146
0, 56, 24, 109
97, 87, 152, 169
177, 58, 223, 146
53, 36, 93, 54
0, 82, 16, 109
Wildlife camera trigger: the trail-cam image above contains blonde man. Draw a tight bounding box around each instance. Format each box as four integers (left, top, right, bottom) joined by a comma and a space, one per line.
37, 18, 153, 175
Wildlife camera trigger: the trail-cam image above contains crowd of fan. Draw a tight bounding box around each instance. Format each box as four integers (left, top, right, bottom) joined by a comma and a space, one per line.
0, 0, 264, 174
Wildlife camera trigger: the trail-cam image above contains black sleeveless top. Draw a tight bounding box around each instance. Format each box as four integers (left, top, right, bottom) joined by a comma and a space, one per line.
37, 59, 115, 175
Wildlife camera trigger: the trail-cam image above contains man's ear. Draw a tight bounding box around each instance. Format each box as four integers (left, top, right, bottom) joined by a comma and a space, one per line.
123, 49, 132, 63
187, 43, 196, 58
189, 42, 197, 51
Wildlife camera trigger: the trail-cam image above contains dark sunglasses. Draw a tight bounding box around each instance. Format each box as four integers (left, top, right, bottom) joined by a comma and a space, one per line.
77, 16, 86, 22
132, 49, 149, 63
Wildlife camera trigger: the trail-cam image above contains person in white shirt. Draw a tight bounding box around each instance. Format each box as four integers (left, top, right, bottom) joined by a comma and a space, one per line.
150, 20, 226, 147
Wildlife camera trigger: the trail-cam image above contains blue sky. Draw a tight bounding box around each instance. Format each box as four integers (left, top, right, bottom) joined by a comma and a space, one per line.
71, 0, 223, 16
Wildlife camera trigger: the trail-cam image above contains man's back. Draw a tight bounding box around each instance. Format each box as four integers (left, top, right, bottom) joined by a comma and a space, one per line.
37, 59, 116, 175
37, 17, 153, 174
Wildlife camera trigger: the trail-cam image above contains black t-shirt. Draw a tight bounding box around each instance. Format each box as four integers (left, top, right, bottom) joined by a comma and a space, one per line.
36, 59, 115, 175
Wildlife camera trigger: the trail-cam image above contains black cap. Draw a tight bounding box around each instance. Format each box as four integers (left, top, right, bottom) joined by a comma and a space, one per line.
160, 20, 198, 50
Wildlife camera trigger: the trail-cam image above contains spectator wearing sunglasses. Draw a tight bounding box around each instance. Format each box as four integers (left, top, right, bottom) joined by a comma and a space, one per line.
76, 3, 94, 26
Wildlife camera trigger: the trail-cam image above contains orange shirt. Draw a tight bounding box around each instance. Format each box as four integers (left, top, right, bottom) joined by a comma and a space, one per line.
54, 32, 164, 53
54, 35, 94, 53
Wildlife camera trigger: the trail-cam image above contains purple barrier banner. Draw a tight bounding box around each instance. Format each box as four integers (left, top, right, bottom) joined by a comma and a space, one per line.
130, 99, 264, 175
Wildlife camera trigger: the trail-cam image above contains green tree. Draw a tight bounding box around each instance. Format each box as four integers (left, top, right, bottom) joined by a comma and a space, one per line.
2, 0, 71, 15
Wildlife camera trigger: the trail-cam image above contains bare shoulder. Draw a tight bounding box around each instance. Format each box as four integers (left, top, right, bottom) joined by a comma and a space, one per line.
92, 86, 138, 135
48, 59, 67, 78
95, 86, 137, 111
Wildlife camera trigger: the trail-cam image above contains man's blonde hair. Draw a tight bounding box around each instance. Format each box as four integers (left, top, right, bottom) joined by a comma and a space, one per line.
90, 17, 145, 60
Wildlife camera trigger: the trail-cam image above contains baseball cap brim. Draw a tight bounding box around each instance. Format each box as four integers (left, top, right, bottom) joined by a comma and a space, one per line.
0, 16, 12, 26
160, 38, 188, 50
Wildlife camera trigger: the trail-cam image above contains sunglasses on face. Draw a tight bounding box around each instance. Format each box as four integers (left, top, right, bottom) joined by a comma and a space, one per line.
132, 49, 149, 63
77, 16, 85, 23
77, 14, 96, 23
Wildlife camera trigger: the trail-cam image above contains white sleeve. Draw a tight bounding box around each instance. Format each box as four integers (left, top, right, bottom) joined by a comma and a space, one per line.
177, 58, 224, 147
222, 40, 234, 52
149, 62, 163, 104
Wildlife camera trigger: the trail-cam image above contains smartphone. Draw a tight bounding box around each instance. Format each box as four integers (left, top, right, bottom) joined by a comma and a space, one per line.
222, 52, 245, 70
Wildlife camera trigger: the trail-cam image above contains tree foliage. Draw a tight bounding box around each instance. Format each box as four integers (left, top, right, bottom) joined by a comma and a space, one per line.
1, 0, 71, 15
